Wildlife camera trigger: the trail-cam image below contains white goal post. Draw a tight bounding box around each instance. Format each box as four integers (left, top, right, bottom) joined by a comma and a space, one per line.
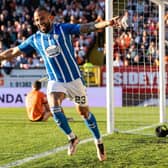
106, 0, 168, 134
105, 0, 114, 134
150, 0, 167, 123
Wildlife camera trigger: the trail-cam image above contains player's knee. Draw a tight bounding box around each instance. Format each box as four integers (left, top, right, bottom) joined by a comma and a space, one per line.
47, 92, 65, 107
77, 106, 89, 118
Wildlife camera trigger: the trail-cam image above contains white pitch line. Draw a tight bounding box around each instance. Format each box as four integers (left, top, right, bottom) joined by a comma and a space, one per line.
0, 134, 108, 168
0, 124, 158, 168
118, 123, 159, 134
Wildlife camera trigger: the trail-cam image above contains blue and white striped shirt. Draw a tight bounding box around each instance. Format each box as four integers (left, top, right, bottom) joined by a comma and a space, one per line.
18, 23, 82, 82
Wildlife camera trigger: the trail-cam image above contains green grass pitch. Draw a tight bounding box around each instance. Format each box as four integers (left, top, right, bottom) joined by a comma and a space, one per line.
0, 107, 168, 168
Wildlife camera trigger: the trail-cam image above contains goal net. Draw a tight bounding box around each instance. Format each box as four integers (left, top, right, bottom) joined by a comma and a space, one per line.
108, 0, 168, 135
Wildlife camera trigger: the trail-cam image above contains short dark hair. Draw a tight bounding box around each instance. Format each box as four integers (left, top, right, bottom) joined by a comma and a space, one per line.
34, 6, 49, 14
32, 80, 41, 90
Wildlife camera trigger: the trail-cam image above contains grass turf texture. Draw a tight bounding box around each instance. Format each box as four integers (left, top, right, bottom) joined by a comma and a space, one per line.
0, 107, 168, 168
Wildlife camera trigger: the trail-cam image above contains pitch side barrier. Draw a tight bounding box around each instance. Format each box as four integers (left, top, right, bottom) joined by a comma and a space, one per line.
0, 65, 166, 91
0, 66, 101, 87
0, 65, 167, 106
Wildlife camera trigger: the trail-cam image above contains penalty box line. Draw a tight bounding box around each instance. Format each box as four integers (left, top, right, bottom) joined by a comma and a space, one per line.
0, 134, 108, 168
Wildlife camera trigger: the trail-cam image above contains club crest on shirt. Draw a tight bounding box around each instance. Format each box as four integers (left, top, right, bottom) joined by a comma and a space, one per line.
54, 34, 59, 40
46, 45, 61, 58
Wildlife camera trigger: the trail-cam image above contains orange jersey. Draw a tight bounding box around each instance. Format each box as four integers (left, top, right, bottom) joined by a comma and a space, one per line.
25, 90, 48, 121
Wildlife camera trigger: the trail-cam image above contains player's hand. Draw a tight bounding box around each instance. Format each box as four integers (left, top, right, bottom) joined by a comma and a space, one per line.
119, 15, 128, 30
109, 16, 128, 30
109, 16, 121, 27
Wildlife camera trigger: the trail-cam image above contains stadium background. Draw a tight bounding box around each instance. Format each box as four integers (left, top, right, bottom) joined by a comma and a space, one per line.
1, 1, 168, 168
1, 0, 167, 106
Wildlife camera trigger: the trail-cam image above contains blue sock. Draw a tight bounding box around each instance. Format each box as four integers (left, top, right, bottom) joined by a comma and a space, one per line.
50, 106, 72, 135
84, 112, 101, 140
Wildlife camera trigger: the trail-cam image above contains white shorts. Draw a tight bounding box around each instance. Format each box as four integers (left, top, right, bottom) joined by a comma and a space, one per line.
47, 78, 88, 106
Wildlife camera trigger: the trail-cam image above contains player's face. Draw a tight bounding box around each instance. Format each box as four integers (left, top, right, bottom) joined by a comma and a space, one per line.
34, 10, 52, 33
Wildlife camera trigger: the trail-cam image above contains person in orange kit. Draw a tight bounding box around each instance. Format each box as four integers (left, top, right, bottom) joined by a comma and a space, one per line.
25, 80, 51, 121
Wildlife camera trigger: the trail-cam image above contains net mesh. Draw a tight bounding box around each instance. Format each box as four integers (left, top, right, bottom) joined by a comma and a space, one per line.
112, 0, 168, 134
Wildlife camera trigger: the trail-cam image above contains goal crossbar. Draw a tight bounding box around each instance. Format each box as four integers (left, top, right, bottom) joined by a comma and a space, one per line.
150, 0, 168, 5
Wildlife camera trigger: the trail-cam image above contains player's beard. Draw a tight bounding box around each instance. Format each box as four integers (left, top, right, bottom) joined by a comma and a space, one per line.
38, 22, 51, 33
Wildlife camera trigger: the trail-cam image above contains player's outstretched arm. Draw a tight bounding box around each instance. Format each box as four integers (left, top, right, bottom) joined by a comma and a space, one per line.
0, 46, 22, 61
80, 16, 120, 34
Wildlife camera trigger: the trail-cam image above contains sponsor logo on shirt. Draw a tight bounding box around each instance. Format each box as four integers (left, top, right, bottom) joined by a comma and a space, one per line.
46, 45, 61, 58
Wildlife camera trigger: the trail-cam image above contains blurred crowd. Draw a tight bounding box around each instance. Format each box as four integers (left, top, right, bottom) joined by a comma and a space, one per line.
0, 0, 168, 71
0, 0, 105, 70
111, 0, 168, 67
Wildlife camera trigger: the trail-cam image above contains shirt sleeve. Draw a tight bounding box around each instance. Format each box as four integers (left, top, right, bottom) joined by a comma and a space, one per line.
60, 23, 80, 35
18, 36, 35, 54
